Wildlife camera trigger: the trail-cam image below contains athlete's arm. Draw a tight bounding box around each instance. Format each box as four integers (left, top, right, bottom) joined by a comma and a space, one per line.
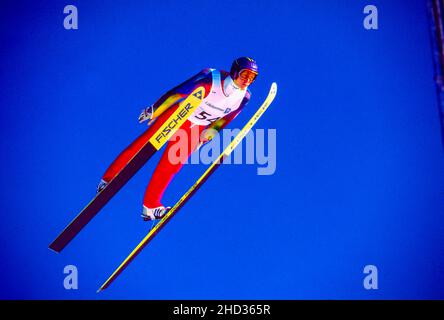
149, 68, 213, 119
207, 90, 251, 133
200, 90, 251, 144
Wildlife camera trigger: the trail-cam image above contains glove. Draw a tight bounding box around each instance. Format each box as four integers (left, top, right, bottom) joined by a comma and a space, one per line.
138, 105, 154, 124
200, 128, 218, 145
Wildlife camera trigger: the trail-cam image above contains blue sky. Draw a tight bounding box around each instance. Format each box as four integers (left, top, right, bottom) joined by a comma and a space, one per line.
0, 0, 443, 299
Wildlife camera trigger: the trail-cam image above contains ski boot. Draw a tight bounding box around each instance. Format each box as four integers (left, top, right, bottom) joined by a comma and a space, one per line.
141, 205, 171, 221
96, 179, 108, 193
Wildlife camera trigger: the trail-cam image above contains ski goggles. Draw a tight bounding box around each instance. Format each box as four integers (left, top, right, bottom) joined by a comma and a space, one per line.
238, 69, 258, 83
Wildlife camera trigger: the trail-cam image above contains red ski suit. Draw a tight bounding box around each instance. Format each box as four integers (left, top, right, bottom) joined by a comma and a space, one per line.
102, 68, 250, 208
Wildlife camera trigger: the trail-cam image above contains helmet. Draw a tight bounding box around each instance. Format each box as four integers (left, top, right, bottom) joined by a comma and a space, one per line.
230, 57, 259, 80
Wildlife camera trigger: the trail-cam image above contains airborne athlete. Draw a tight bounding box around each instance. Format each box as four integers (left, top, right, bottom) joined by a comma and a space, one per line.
97, 57, 259, 221
99, 82, 277, 292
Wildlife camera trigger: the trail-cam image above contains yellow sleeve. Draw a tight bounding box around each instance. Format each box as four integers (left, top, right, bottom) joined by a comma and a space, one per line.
152, 93, 183, 118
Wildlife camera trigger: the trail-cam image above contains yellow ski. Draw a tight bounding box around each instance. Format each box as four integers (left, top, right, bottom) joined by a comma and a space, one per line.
98, 82, 277, 292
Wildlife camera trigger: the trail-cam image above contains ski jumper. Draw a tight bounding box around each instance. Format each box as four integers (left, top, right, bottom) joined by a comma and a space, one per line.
101, 68, 251, 208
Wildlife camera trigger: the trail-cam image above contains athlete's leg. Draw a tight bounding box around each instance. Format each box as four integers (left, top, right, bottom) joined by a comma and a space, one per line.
101, 106, 178, 183
143, 122, 204, 208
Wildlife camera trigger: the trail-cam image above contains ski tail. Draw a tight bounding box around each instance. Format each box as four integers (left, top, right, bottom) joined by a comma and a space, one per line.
48, 143, 157, 253
49, 87, 205, 253
98, 82, 277, 291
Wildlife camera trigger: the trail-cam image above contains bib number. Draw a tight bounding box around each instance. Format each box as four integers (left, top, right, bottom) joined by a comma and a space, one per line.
194, 111, 220, 124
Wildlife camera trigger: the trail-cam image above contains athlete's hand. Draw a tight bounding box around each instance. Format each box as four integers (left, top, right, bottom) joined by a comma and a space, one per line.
200, 128, 218, 144
138, 106, 155, 125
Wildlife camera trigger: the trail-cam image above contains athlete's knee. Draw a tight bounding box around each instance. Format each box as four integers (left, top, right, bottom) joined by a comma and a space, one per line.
158, 160, 184, 176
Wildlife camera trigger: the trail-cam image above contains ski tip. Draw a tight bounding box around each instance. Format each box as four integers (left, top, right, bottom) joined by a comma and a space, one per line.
97, 287, 103, 293
271, 82, 278, 93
